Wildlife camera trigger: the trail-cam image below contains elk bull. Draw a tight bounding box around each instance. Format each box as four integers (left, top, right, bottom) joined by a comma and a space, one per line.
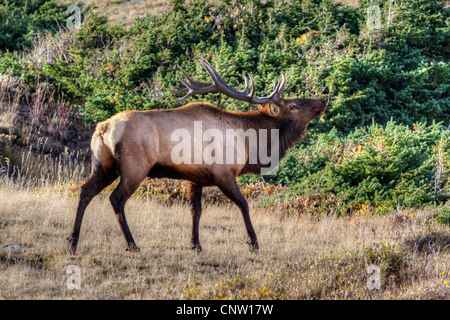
67, 57, 326, 254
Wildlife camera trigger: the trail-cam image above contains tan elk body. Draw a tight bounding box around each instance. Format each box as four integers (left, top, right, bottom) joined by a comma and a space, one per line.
68, 57, 326, 254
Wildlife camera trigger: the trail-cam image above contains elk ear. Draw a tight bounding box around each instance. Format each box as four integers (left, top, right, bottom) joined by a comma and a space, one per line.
269, 103, 281, 117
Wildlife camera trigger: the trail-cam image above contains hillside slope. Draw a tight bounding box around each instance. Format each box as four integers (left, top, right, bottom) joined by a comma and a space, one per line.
59, 0, 360, 24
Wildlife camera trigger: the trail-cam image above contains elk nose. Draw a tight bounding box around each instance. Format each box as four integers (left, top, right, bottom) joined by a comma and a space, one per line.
315, 99, 327, 117
317, 99, 327, 112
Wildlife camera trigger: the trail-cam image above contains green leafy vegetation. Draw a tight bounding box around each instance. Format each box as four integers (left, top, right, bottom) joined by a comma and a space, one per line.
436, 208, 450, 226
0, 0, 73, 51
268, 121, 450, 210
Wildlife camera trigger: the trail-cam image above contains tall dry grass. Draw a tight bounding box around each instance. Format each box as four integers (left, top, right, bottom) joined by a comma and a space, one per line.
0, 183, 449, 299
0, 26, 93, 188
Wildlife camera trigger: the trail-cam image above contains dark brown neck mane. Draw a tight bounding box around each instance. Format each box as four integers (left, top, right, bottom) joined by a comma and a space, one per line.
237, 111, 308, 175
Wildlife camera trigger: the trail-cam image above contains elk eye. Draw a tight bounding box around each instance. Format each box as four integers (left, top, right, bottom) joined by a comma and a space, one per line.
289, 104, 298, 111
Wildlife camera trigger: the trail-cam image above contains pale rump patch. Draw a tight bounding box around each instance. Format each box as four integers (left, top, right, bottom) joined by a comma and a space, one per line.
89, 112, 132, 172
90, 132, 114, 171
96, 112, 130, 157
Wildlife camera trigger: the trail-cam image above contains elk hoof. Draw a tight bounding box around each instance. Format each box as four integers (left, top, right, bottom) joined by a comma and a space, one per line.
247, 239, 259, 252
191, 242, 203, 253
67, 236, 78, 255
126, 243, 141, 253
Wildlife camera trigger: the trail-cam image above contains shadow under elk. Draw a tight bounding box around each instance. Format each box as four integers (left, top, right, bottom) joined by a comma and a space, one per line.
67, 57, 326, 254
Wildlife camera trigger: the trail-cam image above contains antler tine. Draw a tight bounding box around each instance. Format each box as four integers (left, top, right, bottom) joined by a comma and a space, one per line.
247, 73, 256, 98
172, 74, 196, 102
167, 87, 189, 94
168, 63, 214, 97
242, 74, 249, 95
254, 78, 281, 110
264, 72, 286, 104
176, 64, 212, 88
173, 74, 215, 102
277, 71, 287, 98
167, 65, 191, 95
267, 79, 281, 99
198, 57, 237, 93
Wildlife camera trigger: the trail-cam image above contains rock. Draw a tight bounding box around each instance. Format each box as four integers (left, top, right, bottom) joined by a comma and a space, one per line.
5, 244, 31, 249
18, 105, 30, 113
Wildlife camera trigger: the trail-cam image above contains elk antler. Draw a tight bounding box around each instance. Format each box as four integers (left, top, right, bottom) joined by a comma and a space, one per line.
168, 57, 286, 108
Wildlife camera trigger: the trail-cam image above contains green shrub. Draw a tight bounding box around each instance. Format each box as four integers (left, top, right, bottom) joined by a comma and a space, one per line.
435, 208, 450, 226
0, 0, 73, 51
268, 121, 450, 208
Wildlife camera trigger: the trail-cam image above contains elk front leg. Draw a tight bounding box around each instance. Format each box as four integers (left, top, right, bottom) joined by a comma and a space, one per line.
187, 182, 203, 252
109, 161, 153, 252
216, 176, 259, 252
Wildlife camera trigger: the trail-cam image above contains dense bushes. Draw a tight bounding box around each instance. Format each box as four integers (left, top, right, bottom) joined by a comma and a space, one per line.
0, 0, 449, 208
323, 51, 450, 134
0, 0, 72, 51
268, 121, 450, 208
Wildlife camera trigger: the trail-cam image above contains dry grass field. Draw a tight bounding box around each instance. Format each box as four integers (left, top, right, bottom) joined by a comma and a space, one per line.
0, 182, 449, 300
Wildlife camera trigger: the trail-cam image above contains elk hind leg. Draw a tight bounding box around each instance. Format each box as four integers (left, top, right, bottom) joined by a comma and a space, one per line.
67, 168, 118, 254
